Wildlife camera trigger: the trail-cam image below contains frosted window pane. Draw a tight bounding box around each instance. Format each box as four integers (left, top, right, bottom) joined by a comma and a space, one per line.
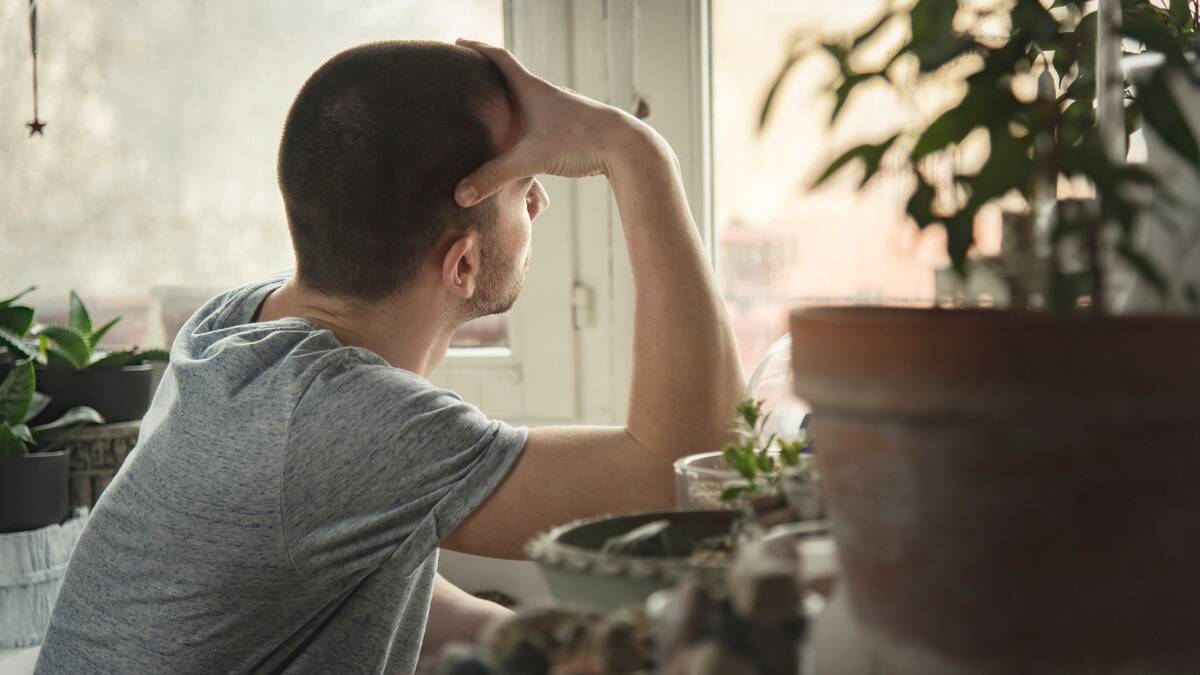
0, 1, 505, 348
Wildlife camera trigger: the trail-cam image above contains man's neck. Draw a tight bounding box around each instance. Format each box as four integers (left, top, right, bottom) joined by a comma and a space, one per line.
256, 277, 456, 378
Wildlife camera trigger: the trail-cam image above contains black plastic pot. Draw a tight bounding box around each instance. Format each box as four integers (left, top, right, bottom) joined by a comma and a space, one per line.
0, 451, 70, 533
33, 364, 154, 425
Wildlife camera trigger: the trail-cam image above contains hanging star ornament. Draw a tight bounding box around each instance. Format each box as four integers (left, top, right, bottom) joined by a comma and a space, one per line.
25, 0, 45, 138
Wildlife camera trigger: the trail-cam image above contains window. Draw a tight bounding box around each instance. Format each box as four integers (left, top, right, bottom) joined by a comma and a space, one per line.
712, 1, 943, 372
2, 1, 583, 421
1, 0, 505, 348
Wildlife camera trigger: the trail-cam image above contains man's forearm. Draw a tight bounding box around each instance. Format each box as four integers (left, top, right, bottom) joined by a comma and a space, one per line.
607, 122, 745, 458
417, 573, 512, 672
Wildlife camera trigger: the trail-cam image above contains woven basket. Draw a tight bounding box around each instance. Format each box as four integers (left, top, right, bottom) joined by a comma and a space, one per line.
39, 422, 141, 510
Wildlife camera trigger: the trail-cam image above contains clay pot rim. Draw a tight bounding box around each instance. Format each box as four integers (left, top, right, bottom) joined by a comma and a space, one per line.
0, 449, 69, 461
789, 304, 1200, 421
35, 362, 155, 373
526, 509, 740, 573
791, 304, 1200, 329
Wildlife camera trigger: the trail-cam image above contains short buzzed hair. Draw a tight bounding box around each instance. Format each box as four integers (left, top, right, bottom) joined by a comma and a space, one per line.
278, 41, 508, 300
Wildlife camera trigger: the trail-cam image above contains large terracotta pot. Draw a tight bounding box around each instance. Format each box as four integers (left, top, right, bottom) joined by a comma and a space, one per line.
790, 306, 1200, 674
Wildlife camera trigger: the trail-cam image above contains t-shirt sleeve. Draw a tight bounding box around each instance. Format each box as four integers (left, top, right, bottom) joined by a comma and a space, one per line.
281, 354, 527, 578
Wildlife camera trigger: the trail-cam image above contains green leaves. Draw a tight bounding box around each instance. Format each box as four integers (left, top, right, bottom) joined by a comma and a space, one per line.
26, 392, 50, 423
0, 423, 29, 457
0, 327, 37, 361
90, 347, 167, 368
813, 135, 899, 189
759, 47, 804, 133
89, 350, 138, 369
0, 287, 35, 309
735, 399, 764, 430
0, 359, 104, 456
1137, 71, 1200, 166
31, 406, 104, 441
0, 287, 38, 362
0, 360, 36, 456
1058, 99, 1096, 147
37, 326, 91, 369
28, 291, 162, 369
1123, 2, 1191, 66
1116, 239, 1168, 298
0, 306, 34, 338
719, 398, 813, 504
909, 0, 977, 72
720, 484, 758, 502
0, 360, 35, 425
134, 348, 169, 363
906, 175, 938, 230
722, 442, 759, 481
778, 439, 806, 467
913, 108, 980, 161
1168, 0, 1194, 32
1012, 0, 1062, 43
68, 291, 92, 337
768, 0, 1199, 312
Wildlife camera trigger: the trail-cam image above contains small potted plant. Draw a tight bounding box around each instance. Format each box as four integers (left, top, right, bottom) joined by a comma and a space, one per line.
32, 290, 168, 425
0, 360, 103, 533
761, 0, 1200, 671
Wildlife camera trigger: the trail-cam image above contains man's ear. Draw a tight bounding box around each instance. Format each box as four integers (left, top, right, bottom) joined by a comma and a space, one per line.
441, 231, 482, 300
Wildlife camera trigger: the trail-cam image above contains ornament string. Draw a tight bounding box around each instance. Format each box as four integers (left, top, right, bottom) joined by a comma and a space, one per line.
26, 0, 45, 136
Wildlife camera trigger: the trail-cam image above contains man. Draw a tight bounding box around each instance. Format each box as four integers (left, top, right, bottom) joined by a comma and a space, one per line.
37, 39, 743, 674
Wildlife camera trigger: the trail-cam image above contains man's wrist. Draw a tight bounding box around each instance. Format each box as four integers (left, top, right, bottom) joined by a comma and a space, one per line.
601, 116, 674, 180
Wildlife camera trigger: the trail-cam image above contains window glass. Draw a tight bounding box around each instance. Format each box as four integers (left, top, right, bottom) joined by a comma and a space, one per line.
0, 1, 505, 348
713, 0, 945, 372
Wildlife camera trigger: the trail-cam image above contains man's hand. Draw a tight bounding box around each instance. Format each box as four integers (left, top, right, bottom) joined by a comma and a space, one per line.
453, 38, 645, 207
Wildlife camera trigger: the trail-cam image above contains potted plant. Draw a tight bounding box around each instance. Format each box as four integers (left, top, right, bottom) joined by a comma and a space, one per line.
761, 0, 1200, 672
530, 398, 827, 613
32, 290, 168, 424
0, 360, 103, 533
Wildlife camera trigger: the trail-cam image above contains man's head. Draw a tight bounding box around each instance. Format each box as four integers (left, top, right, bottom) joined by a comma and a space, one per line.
278, 40, 546, 320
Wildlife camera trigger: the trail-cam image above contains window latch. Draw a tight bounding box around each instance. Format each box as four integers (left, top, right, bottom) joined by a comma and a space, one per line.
571, 282, 594, 330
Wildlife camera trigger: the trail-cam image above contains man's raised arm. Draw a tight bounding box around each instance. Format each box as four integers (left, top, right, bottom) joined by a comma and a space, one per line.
441, 40, 744, 559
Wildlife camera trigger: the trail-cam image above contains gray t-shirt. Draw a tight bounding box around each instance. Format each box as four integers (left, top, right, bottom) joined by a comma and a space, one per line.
36, 276, 527, 674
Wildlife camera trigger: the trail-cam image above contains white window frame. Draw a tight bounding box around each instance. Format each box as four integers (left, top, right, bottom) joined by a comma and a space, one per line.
428, 2, 581, 423
432, 0, 712, 427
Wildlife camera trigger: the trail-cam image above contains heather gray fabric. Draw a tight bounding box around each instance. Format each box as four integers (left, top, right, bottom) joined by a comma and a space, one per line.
35, 276, 528, 674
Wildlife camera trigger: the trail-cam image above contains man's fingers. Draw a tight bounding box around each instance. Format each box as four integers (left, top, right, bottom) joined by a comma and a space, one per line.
455, 38, 533, 84
455, 147, 533, 208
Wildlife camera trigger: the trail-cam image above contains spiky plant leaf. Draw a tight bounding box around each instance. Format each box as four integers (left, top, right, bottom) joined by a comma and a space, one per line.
67, 291, 92, 336
89, 317, 121, 349
89, 350, 138, 369
132, 348, 169, 364
36, 325, 92, 369
0, 326, 39, 361
0, 286, 35, 310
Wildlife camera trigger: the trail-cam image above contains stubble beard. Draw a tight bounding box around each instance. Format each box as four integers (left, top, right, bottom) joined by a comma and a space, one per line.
464, 245, 530, 320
